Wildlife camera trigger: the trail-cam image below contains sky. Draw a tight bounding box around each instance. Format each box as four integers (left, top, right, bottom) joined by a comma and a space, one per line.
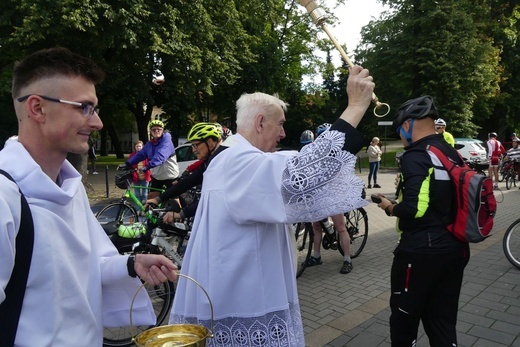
302, 0, 390, 83
332, 0, 389, 52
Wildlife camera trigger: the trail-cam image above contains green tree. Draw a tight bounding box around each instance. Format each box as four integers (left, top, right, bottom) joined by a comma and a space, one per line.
358, 0, 502, 138
0, 0, 253, 154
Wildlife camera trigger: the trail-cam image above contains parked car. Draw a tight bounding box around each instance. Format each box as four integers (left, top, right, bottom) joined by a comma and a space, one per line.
454, 138, 487, 162
175, 142, 198, 173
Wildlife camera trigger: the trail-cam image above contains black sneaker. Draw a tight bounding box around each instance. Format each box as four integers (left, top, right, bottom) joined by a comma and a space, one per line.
306, 256, 322, 267
373, 184, 381, 188
367, 185, 372, 189
340, 260, 353, 274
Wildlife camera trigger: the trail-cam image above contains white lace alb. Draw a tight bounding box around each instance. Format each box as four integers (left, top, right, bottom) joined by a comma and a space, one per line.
282, 130, 367, 223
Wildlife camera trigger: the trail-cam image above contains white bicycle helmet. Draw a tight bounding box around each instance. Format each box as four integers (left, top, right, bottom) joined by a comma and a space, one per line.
434, 118, 446, 127
300, 130, 314, 144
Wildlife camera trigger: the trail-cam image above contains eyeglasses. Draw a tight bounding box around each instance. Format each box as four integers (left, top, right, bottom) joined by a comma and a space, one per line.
191, 142, 204, 150
17, 94, 99, 118
435, 126, 444, 130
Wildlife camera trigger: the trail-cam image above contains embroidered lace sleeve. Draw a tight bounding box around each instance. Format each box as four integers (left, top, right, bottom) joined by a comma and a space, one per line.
281, 129, 367, 223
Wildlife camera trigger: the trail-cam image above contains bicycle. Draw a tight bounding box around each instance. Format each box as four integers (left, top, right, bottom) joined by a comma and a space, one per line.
95, 169, 167, 228
96, 170, 195, 346
99, 206, 192, 347
465, 158, 489, 176
502, 158, 518, 190
503, 218, 520, 270
498, 156, 507, 182
294, 208, 368, 278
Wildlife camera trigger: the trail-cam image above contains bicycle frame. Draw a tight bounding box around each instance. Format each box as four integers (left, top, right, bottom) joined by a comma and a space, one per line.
149, 226, 185, 268
121, 185, 165, 224
133, 208, 190, 268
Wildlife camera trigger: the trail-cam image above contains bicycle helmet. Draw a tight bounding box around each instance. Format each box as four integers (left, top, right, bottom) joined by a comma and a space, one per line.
316, 123, 331, 136
222, 126, 232, 140
488, 132, 497, 138
148, 119, 165, 129
434, 118, 446, 127
300, 130, 314, 144
392, 96, 439, 131
187, 122, 221, 142
214, 123, 224, 136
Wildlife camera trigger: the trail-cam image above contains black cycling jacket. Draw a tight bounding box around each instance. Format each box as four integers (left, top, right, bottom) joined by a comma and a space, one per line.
156, 145, 227, 219
392, 134, 466, 253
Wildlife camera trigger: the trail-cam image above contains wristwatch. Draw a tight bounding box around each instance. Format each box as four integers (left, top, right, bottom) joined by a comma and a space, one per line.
127, 254, 138, 278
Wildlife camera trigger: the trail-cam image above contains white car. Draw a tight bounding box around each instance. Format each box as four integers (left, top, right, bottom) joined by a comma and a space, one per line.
175, 143, 198, 173
454, 138, 487, 162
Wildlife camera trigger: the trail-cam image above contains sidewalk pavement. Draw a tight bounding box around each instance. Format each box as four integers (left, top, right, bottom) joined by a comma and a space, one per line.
87, 166, 520, 347
298, 169, 520, 347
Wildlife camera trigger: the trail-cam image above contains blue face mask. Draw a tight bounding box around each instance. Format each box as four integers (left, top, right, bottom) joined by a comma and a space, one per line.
399, 119, 414, 146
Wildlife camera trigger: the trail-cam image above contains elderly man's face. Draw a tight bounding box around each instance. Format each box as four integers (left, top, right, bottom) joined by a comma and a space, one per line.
258, 108, 286, 152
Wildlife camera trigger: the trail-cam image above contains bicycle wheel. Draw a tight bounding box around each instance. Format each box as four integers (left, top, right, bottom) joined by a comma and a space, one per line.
505, 172, 512, 190
96, 202, 139, 226
503, 219, 520, 270
498, 168, 506, 182
294, 223, 313, 278
103, 281, 175, 346
338, 208, 368, 259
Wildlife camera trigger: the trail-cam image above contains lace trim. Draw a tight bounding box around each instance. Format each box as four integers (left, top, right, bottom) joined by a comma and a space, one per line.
171, 305, 304, 347
281, 130, 366, 222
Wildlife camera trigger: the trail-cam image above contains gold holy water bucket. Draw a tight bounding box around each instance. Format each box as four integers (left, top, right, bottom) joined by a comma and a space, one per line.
130, 274, 214, 347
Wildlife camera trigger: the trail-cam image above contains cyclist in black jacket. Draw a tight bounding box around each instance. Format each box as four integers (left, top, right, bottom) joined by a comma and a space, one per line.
375, 96, 470, 347
146, 122, 223, 223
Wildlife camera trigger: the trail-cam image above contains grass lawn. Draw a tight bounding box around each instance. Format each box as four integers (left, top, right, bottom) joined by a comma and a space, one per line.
95, 155, 126, 167
356, 149, 402, 170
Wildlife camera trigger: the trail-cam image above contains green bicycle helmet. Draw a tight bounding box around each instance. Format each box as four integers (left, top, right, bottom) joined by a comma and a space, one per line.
148, 119, 165, 129
187, 122, 221, 142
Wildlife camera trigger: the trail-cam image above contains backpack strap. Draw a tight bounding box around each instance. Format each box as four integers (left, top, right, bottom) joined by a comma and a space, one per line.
0, 169, 34, 346
427, 144, 466, 171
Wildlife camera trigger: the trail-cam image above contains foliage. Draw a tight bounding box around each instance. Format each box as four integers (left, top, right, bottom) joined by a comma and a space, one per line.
0, 0, 518, 151
358, 0, 518, 139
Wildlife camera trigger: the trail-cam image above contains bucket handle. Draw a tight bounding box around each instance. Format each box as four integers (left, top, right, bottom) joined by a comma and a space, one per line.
130, 273, 214, 341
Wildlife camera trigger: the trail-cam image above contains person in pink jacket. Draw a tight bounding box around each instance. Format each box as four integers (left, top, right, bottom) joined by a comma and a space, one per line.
129, 140, 152, 203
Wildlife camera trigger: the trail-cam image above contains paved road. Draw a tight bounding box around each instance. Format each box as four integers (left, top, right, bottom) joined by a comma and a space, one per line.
88, 165, 520, 347
298, 169, 520, 347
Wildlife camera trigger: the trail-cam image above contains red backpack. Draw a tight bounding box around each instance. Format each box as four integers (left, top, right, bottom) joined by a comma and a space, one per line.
428, 145, 497, 243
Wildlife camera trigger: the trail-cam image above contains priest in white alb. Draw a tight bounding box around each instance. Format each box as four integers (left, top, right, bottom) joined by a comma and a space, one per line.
170, 65, 375, 346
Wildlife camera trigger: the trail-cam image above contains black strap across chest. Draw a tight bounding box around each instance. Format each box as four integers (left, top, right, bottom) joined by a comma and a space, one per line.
0, 169, 34, 346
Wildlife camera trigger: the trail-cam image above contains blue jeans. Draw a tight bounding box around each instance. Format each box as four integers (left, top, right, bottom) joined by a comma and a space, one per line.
134, 180, 149, 203
368, 161, 380, 185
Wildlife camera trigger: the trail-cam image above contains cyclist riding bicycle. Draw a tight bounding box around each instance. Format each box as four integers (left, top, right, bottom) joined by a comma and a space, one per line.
146, 122, 223, 223
120, 119, 179, 199
305, 123, 354, 274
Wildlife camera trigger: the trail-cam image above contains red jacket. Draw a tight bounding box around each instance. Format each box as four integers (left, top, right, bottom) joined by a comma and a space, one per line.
129, 152, 152, 183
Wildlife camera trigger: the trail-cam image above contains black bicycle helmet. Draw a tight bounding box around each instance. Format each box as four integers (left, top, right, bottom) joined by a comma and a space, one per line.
392, 96, 439, 131
300, 130, 314, 144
